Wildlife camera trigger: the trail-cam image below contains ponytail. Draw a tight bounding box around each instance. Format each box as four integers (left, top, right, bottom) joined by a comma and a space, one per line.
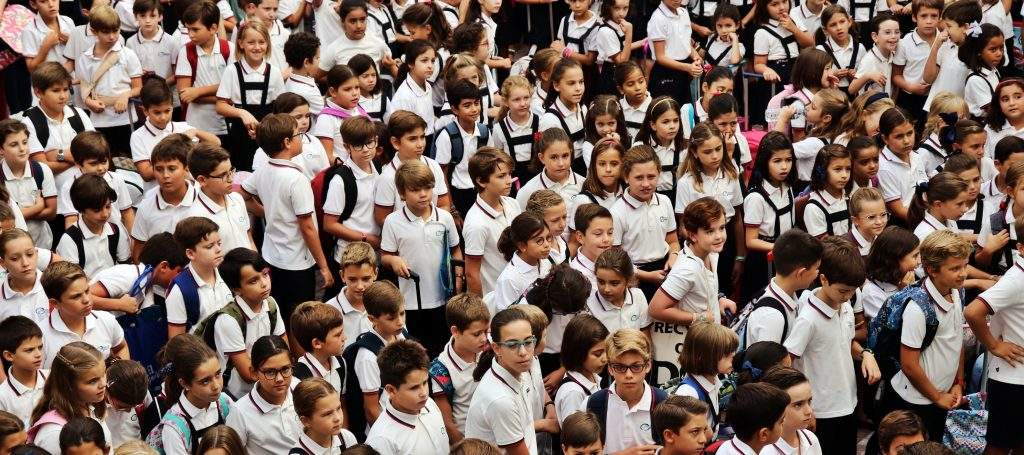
497, 213, 548, 261
472, 307, 531, 381
906, 172, 969, 228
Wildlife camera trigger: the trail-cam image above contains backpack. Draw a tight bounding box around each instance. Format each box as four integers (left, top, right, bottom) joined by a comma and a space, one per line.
987, 207, 1016, 275
293, 354, 347, 387
311, 160, 358, 256
440, 121, 490, 166
23, 106, 85, 151
193, 297, 280, 383
146, 394, 231, 455
867, 279, 962, 380
342, 330, 408, 440
167, 266, 213, 331
184, 39, 231, 84
63, 222, 121, 269
730, 292, 789, 350
26, 409, 66, 444
587, 387, 668, 444
427, 358, 455, 402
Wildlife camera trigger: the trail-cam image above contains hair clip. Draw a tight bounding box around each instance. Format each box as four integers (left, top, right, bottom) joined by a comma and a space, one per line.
967, 21, 983, 38
742, 360, 763, 380
938, 112, 959, 126
917, 180, 930, 192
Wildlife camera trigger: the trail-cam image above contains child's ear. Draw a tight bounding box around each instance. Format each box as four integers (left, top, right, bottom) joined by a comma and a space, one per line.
185, 248, 197, 261
756, 427, 772, 444
383, 384, 397, 396
821, 113, 832, 125
47, 298, 59, 308
311, 337, 324, 351
449, 325, 459, 337
661, 429, 674, 446
389, 135, 402, 151
1, 351, 14, 363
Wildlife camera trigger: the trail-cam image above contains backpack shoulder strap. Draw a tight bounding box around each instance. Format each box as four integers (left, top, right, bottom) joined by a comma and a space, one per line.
478, 123, 490, 145
24, 106, 50, 148
444, 122, 465, 166
681, 375, 711, 407
185, 41, 199, 82
585, 389, 611, 434
754, 295, 790, 340
219, 39, 230, 64
65, 224, 86, 268
108, 222, 121, 264
28, 155, 44, 191
170, 268, 202, 329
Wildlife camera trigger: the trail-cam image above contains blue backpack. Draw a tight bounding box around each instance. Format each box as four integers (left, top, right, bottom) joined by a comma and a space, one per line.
867, 280, 962, 380
167, 266, 212, 331
436, 121, 490, 164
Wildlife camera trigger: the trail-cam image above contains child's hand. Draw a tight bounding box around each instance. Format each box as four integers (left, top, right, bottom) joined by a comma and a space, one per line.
778, 14, 796, 32
934, 30, 948, 47
85, 97, 106, 113
391, 257, 412, 278
861, 351, 881, 384
542, 369, 564, 393
179, 87, 201, 104
825, 72, 840, 88
779, 104, 797, 120
114, 94, 130, 113
899, 270, 916, 289
319, 266, 334, 290
719, 297, 737, 315
533, 418, 559, 434
934, 392, 959, 410
619, 20, 633, 34
184, 128, 199, 140
604, 131, 621, 143
550, 40, 566, 53
686, 62, 703, 77
364, 234, 381, 249
868, 72, 887, 87
985, 229, 1011, 254
59, 30, 70, 44
116, 295, 140, 314
42, 30, 60, 49
905, 81, 931, 95
239, 109, 259, 130
990, 340, 1024, 366
762, 68, 781, 82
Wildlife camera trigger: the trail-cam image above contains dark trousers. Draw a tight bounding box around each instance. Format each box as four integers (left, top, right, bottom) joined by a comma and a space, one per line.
451, 187, 476, 220
406, 305, 448, 358
97, 125, 133, 158
636, 254, 669, 301
815, 413, 858, 455
268, 264, 316, 328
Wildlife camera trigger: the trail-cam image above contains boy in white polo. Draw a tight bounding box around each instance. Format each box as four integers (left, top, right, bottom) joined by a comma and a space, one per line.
0, 316, 48, 427
366, 340, 449, 455
966, 216, 1024, 455
434, 80, 489, 218
164, 217, 233, 338
185, 144, 254, 252
463, 147, 521, 296
130, 135, 198, 260
886, 230, 968, 443
429, 294, 490, 441
744, 229, 822, 345
784, 237, 879, 455
373, 111, 451, 227
39, 261, 127, 368
0, 120, 57, 249
174, 2, 230, 141
55, 174, 131, 277
324, 242, 376, 349
0, 230, 51, 325
322, 117, 381, 273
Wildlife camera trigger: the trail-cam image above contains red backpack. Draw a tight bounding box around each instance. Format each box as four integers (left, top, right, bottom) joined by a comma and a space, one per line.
182, 39, 231, 115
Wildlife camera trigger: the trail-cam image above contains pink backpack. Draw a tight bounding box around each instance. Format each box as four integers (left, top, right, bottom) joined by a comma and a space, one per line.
27, 410, 67, 444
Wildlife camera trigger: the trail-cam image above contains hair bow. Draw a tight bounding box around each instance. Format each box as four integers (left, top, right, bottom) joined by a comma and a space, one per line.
967, 21, 983, 37
938, 112, 959, 126
917, 180, 930, 192
158, 362, 175, 378
742, 361, 763, 380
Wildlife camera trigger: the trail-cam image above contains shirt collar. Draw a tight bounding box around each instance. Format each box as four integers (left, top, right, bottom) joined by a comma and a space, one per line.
246, 385, 291, 414
400, 204, 438, 223
288, 73, 317, 87
233, 295, 268, 320
924, 278, 956, 313
540, 169, 578, 190
609, 381, 654, 412
302, 352, 341, 378
1, 160, 32, 182
155, 181, 196, 210
511, 252, 542, 274
76, 219, 113, 239
728, 438, 759, 455
268, 157, 307, 175
767, 278, 798, 311
594, 288, 634, 312
1, 274, 43, 300
48, 310, 98, 334
804, 290, 838, 319
472, 195, 508, 220
798, 3, 817, 18
851, 225, 871, 249
196, 188, 226, 215
768, 18, 781, 27
554, 97, 582, 122
572, 252, 596, 273
5, 368, 45, 397
922, 211, 954, 231
827, 36, 853, 51
135, 28, 166, 44
444, 339, 476, 372
404, 77, 429, 97
239, 57, 267, 75
881, 147, 911, 167
177, 392, 213, 418
383, 397, 430, 429
910, 30, 928, 46
814, 189, 844, 207
143, 119, 175, 137
298, 432, 343, 454
658, 2, 681, 16
621, 190, 657, 210
86, 41, 124, 59
489, 361, 524, 393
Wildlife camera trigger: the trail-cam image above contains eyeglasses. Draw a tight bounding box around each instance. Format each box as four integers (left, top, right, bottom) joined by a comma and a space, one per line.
496, 336, 537, 352
207, 168, 236, 180
859, 212, 890, 223
351, 140, 377, 152
608, 362, 648, 374
258, 365, 293, 380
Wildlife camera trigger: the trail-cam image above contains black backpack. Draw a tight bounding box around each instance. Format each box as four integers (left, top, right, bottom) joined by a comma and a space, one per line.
23, 105, 86, 149
63, 222, 121, 268
587, 387, 669, 445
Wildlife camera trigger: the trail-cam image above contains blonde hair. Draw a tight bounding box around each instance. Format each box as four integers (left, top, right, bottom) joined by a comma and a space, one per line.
114, 440, 159, 455
922, 92, 968, 140
499, 75, 533, 121
31, 342, 106, 424
679, 122, 737, 191
395, 160, 435, 193
809, 88, 851, 140
235, 21, 272, 61
840, 91, 896, 137
606, 328, 651, 362
919, 229, 972, 273
678, 322, 738, 376
525, 189, 565, 218
88, 5, 120, 32
340, 241, 378, 270
849, 187, 885, 216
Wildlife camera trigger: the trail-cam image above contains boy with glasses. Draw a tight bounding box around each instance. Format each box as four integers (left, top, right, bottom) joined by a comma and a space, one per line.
186, 144, 255, 252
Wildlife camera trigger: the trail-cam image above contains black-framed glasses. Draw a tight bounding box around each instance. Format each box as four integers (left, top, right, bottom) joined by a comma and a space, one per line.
258, 365, 293, 380
496, 336, 537, 352
609, 361, 648, 374
351, 140, 377, 152
208, 168, 236, 180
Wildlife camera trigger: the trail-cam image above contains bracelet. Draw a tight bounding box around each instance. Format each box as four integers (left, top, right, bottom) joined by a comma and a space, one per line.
735, 255, 746, 262
361, 233, 368, 242
562, 47, 575, 58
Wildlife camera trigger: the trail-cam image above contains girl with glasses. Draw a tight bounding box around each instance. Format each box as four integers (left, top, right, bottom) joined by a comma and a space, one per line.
226, 335, 301, 455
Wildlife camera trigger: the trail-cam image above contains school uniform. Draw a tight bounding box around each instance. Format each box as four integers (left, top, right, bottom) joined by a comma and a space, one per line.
353, 328, 405, 395
702, 36, 745, 71
836, 0, 888, 40
0, 273, 49, 325
323, 291, 371, 350
435, 121, 488, 215
982, 178, 1005, 214
718, 438, 760, 455
0, 369, 47, 427
763, 430, 823, 455
804, 189, 850, 237
159, 392, 231, 455
915, 135, 948, 179
2, 159, 56, 248
132, 182, 198, 244
33, 411, 111, 455
816, 37, 863, 92
530, 85, 548, 117
853, 47, 893, 95
985, 121, 1024, 160
313, 0, 344, 46
746, 278, 800, 344
516, 169, 584, 212
888, 278, 964, 440
587, 288, 651, 333
465, 362, 538, 455
957, 198, 991, 237
742, 181, 795, 302
214, 296, 287, 397
478, 13, 499, 81
923, 42, 969, 113
40, 310, 124, 368
285, 74, 325, 116
15, 105, 95, 189
893, 30, 933, 114
488, 253, 553, 314
216, 58, 284, 171
359, 92, 389, 122
429, 340, 479, 432
56, 169, 134, 226
89, 263, 166, 315
978, 200, 1020, 272
539, 97, 589, 172
463, 196, 522, 297
322, 158, 378, 263
554, 370, 601, 424
165, 267, 233, 330
674, 170, 744, 221
599, 382, 662, 453
229, 19, 288, 72
785, 291, 857, 455
311, 100, 367, 162
612, 191, 676, 298
63, 27, 126, 96
125, 28, 177, 82
859, 279, 898, 319
983, 2, 1014, 63
20, 14, 76, 64
847, 226, 874, 257
387, 77, 436, 137
674, 374, 721, 430
185, 190, 254, 253
174, 39, 231, 136
620, 94, 652, 142
754, 19, 803, 85
292, 431, 358, 454
650, 143, 683, 198
365, 2, 402, 47
490, 113, 540, 186
966, 67, 1000, 119
556, 11, 599, 55
913, 211, 957, 241
591, 20, 628, 95
55, 219, 130, 277
566, 187, 620, 231
373, 155, 448, 212
295, 353, 347, 407
130, 120, 196, 191
227, 382, 303, 455
75, 42, 142, 154
975, 256, 1024, 448
878, 147, 924, 210
791, 3, 823, 36
253, 133, 330, 180
366, 396, 448, 455
647, 2, 696, 104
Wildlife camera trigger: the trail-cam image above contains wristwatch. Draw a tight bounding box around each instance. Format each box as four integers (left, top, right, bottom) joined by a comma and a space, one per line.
56, 150, 66, 162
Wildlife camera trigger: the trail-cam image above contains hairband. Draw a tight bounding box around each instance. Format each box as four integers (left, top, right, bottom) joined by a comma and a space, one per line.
651, 97, 674, 112
865, 92, 889, 107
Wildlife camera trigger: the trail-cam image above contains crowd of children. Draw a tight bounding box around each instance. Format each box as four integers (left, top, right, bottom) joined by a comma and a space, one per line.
0, 0, 1023, 452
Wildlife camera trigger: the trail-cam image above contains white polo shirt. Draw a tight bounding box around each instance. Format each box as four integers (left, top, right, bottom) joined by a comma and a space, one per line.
253, 133, 330, 180
125, 29, 177, 80
817, 37, 864, 89
429, 339, 479, 432
754, 20, 803, 61
226, 383, 303, 455
160, 392, 228, 455
131, 182, 198, 243
165, 267, 234, 327
0, 274, 49, 325
566, 188, 619, 231
767, 429, 823, 455
57, 170, 134, 225
743, 181, 795, 239
785, 291, 857, 418
554, 370, 600, 424
373, 155, 448, 211
2, 159, 56, 248
75, 42, 143, 128
313, 0, 344, 47
859, 279, 897, 320
891, 278, 964, 405
611, 191, 676, 264
791, 4, 822, 35
836, 0, 889, 21
913, 211, 957, 243
296, 353, 347, 398
570, 252, 599, 291
55, 220, 131, 277
923, 42, 969, 112
977, 257, 1024, 384
652, 144, 681, 192
917, 135, 947, 179
353, 329, 401, 393
489, 113, 539, 164
90, 263, 166, 314
284, 74, 325, 116
465, 362, 537, 455
621, 95, 652, 141
965, 67, 1000, 118
984, 121, 1024, 160
41, 310, 124, 368
539, 98, 589, 160
804, 189, 850, 237
323, 158, 379, 263
175, 40, 231, 135
854, 47, 893, 95
319, 33, 390, 70
878, 147, 923, 209
0, 369, 48, 427
675, 170, 743, 221
603, 382, 659, 453
15, 105, 95, 158
463, 196, 521, 296
296, 431, 358, 454
556, 12, 599, 54
848, 226, 874, 257
592, 20, 626, 65
717, 438, 759, 455
893, 31, 932, 86
366, 395, 449, 455
658, 245, 721, 325
647, 3, 693, 60
488, 253, 553, 313
215, 58, 285, 107
380, 205, 460, 311
213, 296, 287, 397
387, 78, 436, 135
242, 159, 318, 270
587, 288, 651, 333
746, 279, 799, 344
130, 120, 195, 181
310, 100, 367, 162
186, 190, 254, 253
516, 170, 583, 209
324, 290, 372, 350
435, 122, 486, 190
21, 14, 76, 62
